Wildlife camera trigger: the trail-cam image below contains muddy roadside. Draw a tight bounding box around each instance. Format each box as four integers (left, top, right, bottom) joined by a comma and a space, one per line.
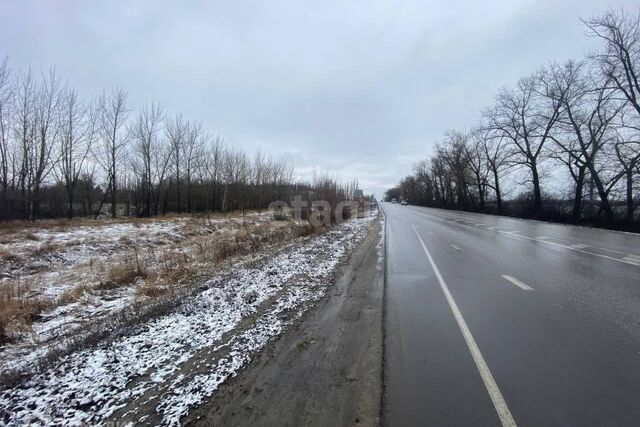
183, 217, 385, 427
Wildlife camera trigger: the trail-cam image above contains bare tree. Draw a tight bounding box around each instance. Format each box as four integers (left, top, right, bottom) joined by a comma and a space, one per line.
183, 120, 204, 213
614, 118, 640, 222
29, 68, 63, 220
14, 68, 37, 219
429, 154, 450, 206
0, 60, 313, 221
411, 160, 435, 206
56, 87, 97, 218
252, 149, 266, 209
165, 113, 188, 212
130, 102, 166, 217
466, 128, 492, 210
205, 136, 225, 211
585, 10, 640, 119
477, 118, 510, 213
487, 73, 564, 213
221, 147, 250, 212
0, 57, 13, 220
383, 8, 640, 230
546, 61, 625, 223
96, 89, 128, 218
545, 61, 591, 221
439, 131, 472, 209
585, 10, 640, 223
129, 103, 165, 216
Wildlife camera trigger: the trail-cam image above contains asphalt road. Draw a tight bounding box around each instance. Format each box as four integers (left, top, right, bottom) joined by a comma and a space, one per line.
381, 203, 640, 427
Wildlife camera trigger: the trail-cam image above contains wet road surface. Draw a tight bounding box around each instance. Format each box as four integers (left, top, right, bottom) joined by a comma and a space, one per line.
381, 203, 640, 427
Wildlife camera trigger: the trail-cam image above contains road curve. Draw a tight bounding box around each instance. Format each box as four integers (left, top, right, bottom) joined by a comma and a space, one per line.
381, 202, 640, 427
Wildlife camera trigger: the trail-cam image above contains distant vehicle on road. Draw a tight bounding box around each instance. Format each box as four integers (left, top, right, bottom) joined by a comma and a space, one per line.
391, 198, 397, 203
401, 200, 407, 205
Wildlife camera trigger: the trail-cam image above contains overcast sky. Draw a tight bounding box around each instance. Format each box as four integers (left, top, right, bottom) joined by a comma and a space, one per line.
1, 0, 637, 198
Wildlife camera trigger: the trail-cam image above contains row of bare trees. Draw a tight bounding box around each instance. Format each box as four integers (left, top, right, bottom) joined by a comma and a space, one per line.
387, 10, 640, 228
0, 58, 309, 220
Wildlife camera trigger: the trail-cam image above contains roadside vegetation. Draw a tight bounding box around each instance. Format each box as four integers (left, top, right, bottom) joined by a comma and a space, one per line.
0, 208, 377, 426
0, 211, 320, 374
386, 10, 640, 232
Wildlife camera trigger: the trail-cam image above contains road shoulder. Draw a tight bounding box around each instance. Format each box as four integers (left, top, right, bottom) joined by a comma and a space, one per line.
184, 218, 384, 426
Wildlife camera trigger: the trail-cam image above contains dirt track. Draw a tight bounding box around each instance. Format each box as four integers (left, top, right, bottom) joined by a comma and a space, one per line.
183, 219, 384, 427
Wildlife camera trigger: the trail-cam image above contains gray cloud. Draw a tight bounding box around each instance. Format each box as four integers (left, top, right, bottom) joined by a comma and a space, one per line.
1, 0, 636, 198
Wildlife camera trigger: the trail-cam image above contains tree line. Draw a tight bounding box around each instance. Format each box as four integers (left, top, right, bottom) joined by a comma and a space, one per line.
386, 10, 640, 229
0, 58, 356, 221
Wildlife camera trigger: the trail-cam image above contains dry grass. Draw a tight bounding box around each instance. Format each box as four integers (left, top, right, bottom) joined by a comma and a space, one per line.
0, 213, 335, 386
135, 281, 169, 299
0, 213, 322, 346
23, 231, 40, 241
32, 241, 60, 257
58, 284, 91, 305
0, 214, 172, 233
0, 247, 20, 263
0, 279, 53, 344
131, 219, 318, 303
0, 218, 72, 232
107, 262, 145, 286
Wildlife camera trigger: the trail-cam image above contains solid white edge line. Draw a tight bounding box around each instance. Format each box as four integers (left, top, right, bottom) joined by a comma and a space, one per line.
499, 230, 640, 267
412, 224, 517, 427
414, 210, 640, 267
501, 275, 534, 291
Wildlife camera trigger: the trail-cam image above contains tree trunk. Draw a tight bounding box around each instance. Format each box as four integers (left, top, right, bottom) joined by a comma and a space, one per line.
31, 185, 40, 221
626, 168, 634, 223
144, 179, 152, 217
221, 183, 228, 212
210, 182, 218, 212
572, 167, 586, 223
531, 163, 542, 213
187, 177, 192, 213
67, 186, 74, 219
588, 164, 614, 224
95, 186, 109, 219
110, 171, 117, 218
176, 171, 181, 213
493, 167, 502, 213
0, 188, 5, 221
477, 181, 485, 211
21, 183, 27, 219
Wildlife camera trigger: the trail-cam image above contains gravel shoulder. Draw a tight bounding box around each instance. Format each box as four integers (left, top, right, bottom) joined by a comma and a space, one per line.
183, 217, 384, 427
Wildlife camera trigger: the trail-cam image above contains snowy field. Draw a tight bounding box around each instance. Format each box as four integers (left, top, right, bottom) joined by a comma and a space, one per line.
0, 210, 375, 425
0, 212, 305, 376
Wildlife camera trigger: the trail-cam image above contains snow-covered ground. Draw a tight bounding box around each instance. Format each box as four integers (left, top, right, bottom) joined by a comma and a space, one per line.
0, 213, 271, 292
0, 212, 292, 375
0, 211, 375, 426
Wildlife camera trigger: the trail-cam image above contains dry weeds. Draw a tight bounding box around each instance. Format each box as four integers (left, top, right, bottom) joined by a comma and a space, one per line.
23, 231, 40, 241
135, 281, 169, 299
0, 279, 53, 344
32, 241, 60, 257
0, 248, 20, 263
0, 213, 321, 347
58, 284, 91, 305
107, 262, 145, 286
